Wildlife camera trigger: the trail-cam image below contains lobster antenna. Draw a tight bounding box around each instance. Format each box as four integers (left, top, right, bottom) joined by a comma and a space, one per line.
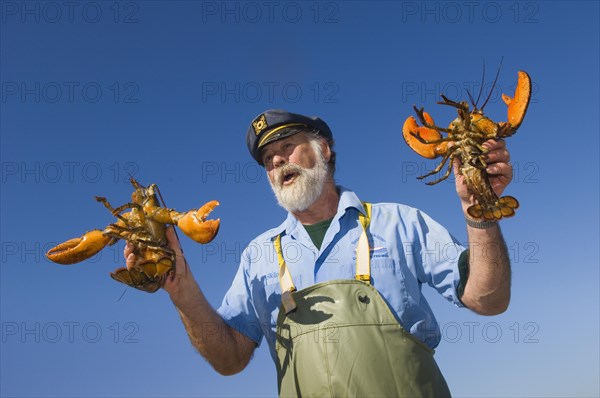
117, 288, 128, 302
466, 88, 476, 109
474, 60, 486, 109
155, 183, 184, 255
155, 184, 169, 216
481, 56, 504, 111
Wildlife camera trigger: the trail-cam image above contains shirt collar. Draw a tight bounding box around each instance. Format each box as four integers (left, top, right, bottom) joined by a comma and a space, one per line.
268, 186, 365, 239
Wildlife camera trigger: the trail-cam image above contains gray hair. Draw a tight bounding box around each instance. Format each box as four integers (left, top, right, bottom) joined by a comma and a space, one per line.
304, 131, 337, 177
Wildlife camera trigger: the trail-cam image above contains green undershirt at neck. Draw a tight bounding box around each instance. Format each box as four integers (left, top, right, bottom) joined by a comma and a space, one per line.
303, 218, 333, 250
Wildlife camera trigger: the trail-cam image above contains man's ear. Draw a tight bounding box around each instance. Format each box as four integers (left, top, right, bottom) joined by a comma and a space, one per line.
320, 139, 332, 162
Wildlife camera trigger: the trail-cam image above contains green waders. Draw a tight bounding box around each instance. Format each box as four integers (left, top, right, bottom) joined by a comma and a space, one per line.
273, 203, 451, 397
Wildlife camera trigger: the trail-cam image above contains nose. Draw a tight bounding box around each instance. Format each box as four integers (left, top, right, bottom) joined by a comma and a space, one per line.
272, 153, 286, 168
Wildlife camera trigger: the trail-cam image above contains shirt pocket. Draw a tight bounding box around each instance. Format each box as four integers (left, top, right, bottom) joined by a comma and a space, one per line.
369, 257, 411, 312
250, 276, 281, 327
263, 283, 282, 326
395, 259, 423, 308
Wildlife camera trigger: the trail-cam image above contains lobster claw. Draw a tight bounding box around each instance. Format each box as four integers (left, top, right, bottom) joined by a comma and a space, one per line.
402, 112, 449, 159
46, 230, 113, 265
501, 70, 532, 134
176, 200, 220, 244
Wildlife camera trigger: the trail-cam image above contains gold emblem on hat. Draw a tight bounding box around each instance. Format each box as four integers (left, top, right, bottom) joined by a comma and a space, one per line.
252, 114, 268, 135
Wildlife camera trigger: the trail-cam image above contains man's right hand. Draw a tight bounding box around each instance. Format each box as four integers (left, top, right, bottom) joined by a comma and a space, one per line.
123, 226, 256, 375
123, 226, 196, 302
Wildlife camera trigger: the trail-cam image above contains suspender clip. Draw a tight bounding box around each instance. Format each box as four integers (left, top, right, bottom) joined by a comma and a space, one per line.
281, 289, 297, 314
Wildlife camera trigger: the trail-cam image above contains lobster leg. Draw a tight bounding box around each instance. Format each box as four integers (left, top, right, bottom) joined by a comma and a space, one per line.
417, 148, 456, 180
414, 106, 452, 133
464, 137, 488, 154
425, 152, 458, 185
438, 95, 474, 130
109, 202, 143, 216
411, 133, 456, 146
96, 196, 144, 224
438, 94, 468, 110
96, 196, 132, 224
103, 224, 155, 245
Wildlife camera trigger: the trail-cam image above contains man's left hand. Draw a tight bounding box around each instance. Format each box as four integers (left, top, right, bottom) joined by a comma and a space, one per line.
454, 139, 513, 212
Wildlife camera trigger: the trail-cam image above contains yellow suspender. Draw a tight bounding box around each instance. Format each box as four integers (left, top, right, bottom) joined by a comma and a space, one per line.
274, 234, 297, 314
274, 234, 296, 294
356, 202, 372, 284
274, 202, 372, 313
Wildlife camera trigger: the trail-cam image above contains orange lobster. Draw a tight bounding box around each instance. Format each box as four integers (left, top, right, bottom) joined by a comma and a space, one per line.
46, 178, 220, 292
403, 68, 531, 220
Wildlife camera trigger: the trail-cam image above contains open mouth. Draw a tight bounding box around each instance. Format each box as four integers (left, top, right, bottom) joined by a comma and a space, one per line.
282, 171, 299, 186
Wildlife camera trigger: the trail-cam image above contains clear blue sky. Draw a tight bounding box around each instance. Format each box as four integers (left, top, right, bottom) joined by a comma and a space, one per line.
1, 1, 598, 397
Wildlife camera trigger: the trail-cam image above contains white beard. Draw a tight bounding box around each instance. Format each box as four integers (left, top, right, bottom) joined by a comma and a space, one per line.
269, 139, 329, 212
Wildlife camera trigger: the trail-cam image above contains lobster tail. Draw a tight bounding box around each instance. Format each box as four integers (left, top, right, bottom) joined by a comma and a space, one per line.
111, 267, 163, 293
467, 196, 519, 221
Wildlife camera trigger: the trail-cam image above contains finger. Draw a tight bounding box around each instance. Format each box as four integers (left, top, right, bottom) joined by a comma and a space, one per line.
165, 226, 188, 276
482, 138, 506, 152
452, 156, 462, 176
486, 162, 513, 180
126, 252, 135, 270
124, 241, 134, 258
166, 226, 183, 255
485, 148, 511, 164
124, 242, 136, 270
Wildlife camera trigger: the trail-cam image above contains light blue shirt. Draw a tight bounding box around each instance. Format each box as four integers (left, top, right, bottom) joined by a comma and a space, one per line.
217, 187, 466, 361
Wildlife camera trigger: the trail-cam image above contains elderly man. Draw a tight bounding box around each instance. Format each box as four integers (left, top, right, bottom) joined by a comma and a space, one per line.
125, 109, 512, 397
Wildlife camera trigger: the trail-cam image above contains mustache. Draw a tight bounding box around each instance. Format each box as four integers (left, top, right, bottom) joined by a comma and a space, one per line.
274, 163, 304, 186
